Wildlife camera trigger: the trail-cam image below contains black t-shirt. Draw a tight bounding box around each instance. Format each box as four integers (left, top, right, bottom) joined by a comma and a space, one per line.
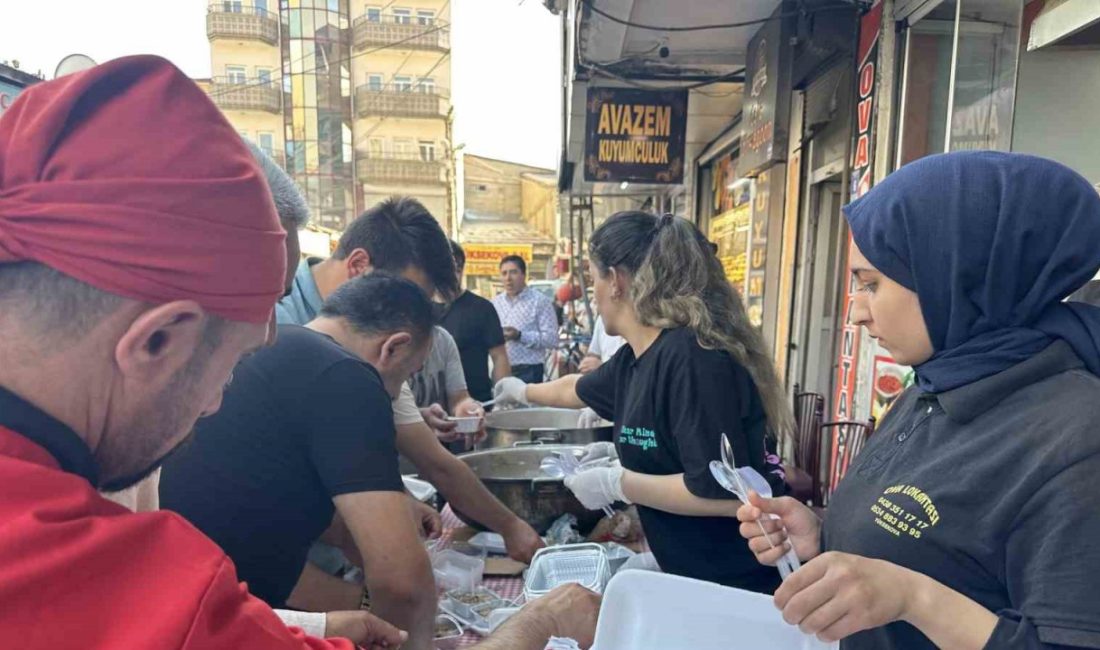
440, 290, 506, 402
576, 327, 785, 593
159, 325, 403, 608
822, 341, 1100, 650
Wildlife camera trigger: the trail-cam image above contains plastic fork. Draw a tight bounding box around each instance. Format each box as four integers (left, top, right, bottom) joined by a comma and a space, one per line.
710, 433, 801, 580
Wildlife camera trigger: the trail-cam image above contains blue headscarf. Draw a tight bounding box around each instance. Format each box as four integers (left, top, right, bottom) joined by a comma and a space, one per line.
844, 151, 1100, 393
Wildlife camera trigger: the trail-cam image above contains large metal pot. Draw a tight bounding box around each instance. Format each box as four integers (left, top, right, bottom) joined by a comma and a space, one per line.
452, 445, 603, 535
479, 407, 613, 450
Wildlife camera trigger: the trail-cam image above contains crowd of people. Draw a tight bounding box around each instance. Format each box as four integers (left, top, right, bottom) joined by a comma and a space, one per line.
1, 55, 1098, 650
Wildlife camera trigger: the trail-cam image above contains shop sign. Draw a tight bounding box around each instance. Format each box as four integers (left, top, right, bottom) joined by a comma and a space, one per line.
738, 6, 792, 178
583, 87, 688, 184
0, 80, 24, 117
746, 172, 771, 327
463, 243, 533, 277
833, 1, 882, 422
709, 184, 752, 292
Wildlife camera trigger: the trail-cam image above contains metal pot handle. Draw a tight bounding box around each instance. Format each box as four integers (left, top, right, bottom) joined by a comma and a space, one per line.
513, 440, 545, 447
529, 428, 563, 443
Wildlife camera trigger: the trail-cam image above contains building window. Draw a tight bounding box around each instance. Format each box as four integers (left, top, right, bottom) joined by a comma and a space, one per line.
393, 139, 416, 158
367, 74, 384, 92
393, 8, 412, 24
258, 132, 275, 156
419, 141, 436, 162
223, 1, 243, 12
256, 68, 273, 87
417, 10, 435, 25
418, 77, 435, 94
254, 0, 268, 15
365, 6, 381, 22
393, 75, 413, 92
226, 65, 247, 84
368, 138, 385, 157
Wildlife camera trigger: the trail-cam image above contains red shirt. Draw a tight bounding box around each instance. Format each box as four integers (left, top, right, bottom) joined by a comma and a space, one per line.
0, 387, 354, 650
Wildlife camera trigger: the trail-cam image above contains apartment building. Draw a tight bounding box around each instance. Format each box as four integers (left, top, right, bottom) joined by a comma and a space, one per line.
205, 0, 453, 232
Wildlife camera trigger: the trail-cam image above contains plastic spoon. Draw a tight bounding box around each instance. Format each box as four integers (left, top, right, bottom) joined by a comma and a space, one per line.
709, 433, 801, 579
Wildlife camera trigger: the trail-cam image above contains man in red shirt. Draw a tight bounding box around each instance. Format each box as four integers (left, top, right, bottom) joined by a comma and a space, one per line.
0, 56, 598, 650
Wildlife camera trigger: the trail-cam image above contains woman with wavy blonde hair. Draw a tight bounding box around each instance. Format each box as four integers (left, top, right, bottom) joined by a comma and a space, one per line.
494, 211, 793, 593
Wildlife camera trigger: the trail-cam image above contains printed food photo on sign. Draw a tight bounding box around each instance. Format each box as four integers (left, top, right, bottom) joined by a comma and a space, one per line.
871, 355, 908, 421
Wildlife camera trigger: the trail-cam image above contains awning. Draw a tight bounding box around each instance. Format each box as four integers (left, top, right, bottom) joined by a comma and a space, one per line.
1027, 0, 1100, 51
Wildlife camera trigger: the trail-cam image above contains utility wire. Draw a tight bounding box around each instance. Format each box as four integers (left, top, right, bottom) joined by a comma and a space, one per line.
580, 0, 854, 32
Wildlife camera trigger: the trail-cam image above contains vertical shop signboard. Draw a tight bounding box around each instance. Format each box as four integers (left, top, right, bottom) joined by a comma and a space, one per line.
833, 1, 883, 422
746, 172, 770, 327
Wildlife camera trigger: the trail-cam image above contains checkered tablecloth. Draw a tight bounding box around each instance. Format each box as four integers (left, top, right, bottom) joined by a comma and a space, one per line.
436, 507, 525, 647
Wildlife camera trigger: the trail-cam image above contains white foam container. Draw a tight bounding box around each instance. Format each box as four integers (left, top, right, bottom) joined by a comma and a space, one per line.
592, 570, 838, 650
448, 416, 481, 433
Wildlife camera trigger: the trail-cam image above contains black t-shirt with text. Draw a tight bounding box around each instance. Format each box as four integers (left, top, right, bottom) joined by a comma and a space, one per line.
441, 290, 506, 402
576, 327, 785, 593
159, 325, 403, 608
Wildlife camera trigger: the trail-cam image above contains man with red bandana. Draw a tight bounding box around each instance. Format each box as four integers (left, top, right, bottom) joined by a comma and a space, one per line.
0, 56, 598, 650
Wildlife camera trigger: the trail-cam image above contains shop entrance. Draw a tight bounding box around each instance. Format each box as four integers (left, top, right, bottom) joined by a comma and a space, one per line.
788, 179, 846, 397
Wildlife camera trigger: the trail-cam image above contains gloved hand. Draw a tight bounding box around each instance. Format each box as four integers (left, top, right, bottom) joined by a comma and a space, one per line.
579, 440, 617, 464
564, 464, 630, 510
577, 407, 606, 430
493, 377, 530, 407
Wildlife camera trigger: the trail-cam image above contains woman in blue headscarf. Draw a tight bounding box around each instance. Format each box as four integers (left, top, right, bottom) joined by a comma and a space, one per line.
739, 152, 1100, 650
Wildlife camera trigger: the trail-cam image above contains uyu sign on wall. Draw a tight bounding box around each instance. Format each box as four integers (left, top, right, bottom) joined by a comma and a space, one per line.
584, 87, 688, 184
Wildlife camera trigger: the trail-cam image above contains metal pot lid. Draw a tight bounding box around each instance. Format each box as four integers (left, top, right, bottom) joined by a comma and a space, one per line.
485, 407, 608, 431
457, 444, 586, 481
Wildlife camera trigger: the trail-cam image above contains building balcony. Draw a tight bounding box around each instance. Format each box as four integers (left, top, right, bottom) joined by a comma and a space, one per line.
355, 85, 449, 119
209, 78, 282, 114
352, 16, 450, 52
357, 153, 446, 186
207, 4, 279, 45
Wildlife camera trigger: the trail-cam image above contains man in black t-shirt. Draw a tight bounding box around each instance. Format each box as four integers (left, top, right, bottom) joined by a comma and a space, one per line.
441, 241, 511, 402
160, 274, 440, 648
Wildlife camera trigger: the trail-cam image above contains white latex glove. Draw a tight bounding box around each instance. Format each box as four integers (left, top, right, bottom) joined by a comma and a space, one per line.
577, 407, 605, 430
579, 440, 617, 464
564, 464, 630, 510
492, 376, 530, 407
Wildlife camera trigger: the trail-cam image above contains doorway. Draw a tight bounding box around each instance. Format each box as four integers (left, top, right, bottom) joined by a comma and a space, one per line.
788, 180, 845, 397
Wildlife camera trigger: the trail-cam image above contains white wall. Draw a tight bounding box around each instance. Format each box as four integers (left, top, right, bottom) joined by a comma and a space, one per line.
1012, 49, 1100, 184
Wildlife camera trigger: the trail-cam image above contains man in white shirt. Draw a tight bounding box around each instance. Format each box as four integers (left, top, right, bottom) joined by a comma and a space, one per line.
579, 315, 626, 373
492, 255, 559, 384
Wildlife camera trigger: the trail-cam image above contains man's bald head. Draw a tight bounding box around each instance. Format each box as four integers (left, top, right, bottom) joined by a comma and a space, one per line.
243, 141, 309, 292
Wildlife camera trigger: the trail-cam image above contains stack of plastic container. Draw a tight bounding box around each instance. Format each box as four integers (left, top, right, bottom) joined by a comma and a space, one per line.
524, 543, 611, 601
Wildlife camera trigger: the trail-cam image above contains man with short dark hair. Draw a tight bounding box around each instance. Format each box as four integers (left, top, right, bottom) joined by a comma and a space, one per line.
162, 274, 440, 649
440, 240, 512, 404
492, 255, 559, 384
278, 196, 459, 325
276, 201, 545, 589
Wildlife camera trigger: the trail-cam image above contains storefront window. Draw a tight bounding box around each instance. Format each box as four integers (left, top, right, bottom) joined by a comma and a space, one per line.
948, 0, 1022, 152
896, 0, 1022, 165
896, 2, 957, 165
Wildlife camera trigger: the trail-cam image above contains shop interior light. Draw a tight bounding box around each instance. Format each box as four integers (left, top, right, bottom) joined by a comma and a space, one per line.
619, 181, 629, 190
727, 177, 752, 191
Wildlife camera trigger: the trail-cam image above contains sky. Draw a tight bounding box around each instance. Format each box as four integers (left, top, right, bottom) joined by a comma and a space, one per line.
0, 0, 562, 169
